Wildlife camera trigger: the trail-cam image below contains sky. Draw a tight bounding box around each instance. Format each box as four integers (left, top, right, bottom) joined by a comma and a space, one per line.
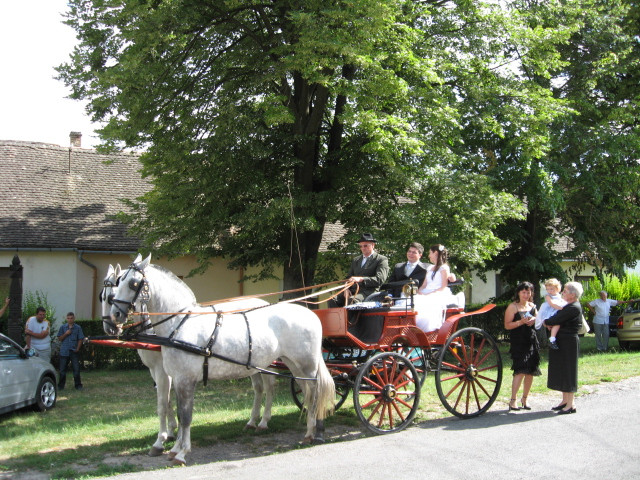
0, 1, 101, 149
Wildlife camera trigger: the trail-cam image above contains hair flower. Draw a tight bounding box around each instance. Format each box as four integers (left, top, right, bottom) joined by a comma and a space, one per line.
439, 245, 444, 251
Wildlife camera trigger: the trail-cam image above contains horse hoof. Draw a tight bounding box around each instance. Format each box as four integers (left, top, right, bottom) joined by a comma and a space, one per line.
300, 436, 313, 445
244, 424, 257, 430
312, 435, 325, 445
256, 426, 268, 432
148, 446, 164, 457
171, 458, 187, 467
167, 451, 177, 460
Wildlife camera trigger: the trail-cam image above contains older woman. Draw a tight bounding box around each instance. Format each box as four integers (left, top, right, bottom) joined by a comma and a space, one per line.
543, 281, 583, 414
504, 281, 539, 411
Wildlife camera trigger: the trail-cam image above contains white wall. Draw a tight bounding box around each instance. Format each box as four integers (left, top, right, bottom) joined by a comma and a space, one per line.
0, 251, 284, 330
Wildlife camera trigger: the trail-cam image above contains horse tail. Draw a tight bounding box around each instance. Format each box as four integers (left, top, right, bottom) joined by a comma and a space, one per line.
312, 361, 335, 421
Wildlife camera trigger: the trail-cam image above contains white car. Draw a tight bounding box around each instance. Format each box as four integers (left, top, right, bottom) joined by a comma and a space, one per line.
0, 333, 57, 414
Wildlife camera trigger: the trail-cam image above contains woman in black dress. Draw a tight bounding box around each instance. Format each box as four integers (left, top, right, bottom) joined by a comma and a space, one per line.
504, 281, 539, 411
543, 281, 583, 414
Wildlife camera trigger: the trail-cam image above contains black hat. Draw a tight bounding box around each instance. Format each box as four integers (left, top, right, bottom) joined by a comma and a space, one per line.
357, 233, 377, 243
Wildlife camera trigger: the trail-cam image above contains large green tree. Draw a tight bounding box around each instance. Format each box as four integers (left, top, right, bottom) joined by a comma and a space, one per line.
459, 0, 640, 296
58, 0, 572, 293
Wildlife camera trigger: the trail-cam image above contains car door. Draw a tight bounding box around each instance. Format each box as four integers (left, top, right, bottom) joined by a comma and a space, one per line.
0, 336, 37, 410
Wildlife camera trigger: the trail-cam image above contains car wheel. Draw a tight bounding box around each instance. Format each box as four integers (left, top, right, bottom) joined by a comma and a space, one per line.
34, 376, 57, 411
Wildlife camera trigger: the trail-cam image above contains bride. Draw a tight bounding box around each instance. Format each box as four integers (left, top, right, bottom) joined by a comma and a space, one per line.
414, 244, 451, 333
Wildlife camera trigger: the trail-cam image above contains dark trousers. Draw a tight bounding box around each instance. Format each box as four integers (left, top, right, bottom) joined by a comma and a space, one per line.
59, 352, 82, 388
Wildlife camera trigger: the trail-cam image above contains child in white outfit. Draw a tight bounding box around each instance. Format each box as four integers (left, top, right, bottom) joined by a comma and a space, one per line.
537, 278, 566, 349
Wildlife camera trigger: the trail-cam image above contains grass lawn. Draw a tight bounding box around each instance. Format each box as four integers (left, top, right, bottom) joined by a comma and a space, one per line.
1, 334, 638, 479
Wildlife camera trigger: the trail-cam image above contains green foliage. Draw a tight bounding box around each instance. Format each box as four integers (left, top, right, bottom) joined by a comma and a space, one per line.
581, 273, 640, 306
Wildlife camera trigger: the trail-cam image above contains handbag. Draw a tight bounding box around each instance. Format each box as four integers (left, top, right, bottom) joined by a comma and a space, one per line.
578, 314, 590, 335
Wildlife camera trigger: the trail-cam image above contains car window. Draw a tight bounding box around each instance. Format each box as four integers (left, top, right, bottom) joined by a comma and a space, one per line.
627, 301, 640, 313
0, 337, 22, 358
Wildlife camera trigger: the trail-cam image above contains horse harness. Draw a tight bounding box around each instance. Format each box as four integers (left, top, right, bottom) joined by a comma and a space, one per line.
104, 263, 316, 384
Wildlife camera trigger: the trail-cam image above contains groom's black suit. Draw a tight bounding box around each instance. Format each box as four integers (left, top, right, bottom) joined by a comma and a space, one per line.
386, 261, 428, 298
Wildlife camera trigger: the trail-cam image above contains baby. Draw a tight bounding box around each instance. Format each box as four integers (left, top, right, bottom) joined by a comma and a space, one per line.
536, 278, 566, 349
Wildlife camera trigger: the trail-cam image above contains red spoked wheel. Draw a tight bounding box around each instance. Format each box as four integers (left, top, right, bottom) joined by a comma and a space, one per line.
435, 327, 502, 418
353, 352, 421, 434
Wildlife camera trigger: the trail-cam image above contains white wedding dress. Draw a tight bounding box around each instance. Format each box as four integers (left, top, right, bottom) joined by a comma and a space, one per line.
414, 265, 451, 333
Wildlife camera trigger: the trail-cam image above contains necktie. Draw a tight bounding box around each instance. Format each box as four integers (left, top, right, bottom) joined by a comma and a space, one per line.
405, 263, 414, 276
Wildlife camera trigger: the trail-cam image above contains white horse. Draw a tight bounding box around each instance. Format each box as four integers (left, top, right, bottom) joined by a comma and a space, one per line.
110, 255, 334, 465
101, 263, 177, 456
102, 262, 277, 456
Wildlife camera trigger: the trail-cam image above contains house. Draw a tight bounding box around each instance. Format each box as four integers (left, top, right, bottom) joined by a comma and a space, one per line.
0, 135, 280, 329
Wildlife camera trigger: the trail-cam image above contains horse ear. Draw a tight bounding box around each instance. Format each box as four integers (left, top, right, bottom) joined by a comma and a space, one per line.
107, 264, 114, 276
141, 253, 152, 268
134, 253, 142, 263
115, 264, 122, 277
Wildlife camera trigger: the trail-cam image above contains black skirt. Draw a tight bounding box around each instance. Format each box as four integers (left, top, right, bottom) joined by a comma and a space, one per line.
547, 333, 579, 392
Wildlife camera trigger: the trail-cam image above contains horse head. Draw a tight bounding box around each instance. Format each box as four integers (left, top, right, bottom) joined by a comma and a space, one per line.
110, 254, 151, 327
100, 264, 122, 335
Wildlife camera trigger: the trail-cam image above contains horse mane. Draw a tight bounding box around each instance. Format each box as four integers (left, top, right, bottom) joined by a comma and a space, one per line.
148, 263, 198, 304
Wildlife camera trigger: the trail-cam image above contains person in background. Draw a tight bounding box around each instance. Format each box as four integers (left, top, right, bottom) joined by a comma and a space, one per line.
25, 306, 51, 362
328, 233, 389, 307
587, 291, 635, 352
57, 312, 85, 391
543, 282, 583, 414
0, 297, 9, 317
504, 281, 539, 411
536, 278, 566, 350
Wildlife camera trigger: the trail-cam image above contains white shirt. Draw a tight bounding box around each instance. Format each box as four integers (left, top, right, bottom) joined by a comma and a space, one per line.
589, 298, 618, 325
26, 316, 51, 349
405, 262, 419, 276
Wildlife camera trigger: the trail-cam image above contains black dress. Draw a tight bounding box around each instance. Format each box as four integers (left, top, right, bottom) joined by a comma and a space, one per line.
509, 306, 541, 376
545, 301, 581, 392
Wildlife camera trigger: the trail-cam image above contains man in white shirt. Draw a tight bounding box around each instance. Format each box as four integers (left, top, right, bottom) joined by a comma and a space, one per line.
587, 291, 633, 352
25, 307, 52, 362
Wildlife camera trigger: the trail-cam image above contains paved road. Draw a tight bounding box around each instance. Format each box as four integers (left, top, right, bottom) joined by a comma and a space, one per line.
107, 378, 640, 480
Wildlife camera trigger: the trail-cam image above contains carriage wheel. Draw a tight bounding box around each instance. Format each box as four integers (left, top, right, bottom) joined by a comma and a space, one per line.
290, 377, 350, 412
353, 352, 421, 434
394, 346, 428, 386
435, 327, 502, 419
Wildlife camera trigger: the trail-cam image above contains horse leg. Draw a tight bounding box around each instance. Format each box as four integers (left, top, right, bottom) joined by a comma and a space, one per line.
168, 377, 196, 466
245, 373, 263, 430
257, 373, 275, 430
149, 362, 173, 456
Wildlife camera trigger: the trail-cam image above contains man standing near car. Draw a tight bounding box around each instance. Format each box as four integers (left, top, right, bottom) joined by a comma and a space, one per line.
587, 291, 633, 352
57, 312, 85, 391
25, 307, 51, 362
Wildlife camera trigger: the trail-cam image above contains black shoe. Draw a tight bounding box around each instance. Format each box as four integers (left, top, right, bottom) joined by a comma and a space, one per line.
551, 403, 567, 411
520, 397, 531, 410
557, 407, 576, 415
549, 341, 559, 350
75, 385, 83, 391
508, 399, 520, 411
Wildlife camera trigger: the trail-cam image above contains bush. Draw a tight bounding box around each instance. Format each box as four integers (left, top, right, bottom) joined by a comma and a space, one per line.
462, 302, 508, 341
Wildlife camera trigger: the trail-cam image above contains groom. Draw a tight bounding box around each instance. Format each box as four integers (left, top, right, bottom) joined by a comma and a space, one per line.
386, 242, 428, 298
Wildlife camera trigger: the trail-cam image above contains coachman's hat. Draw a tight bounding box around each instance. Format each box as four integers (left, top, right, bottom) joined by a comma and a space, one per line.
357, 233, 377, 243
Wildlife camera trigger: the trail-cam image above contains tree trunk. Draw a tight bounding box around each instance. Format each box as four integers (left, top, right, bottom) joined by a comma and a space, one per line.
281, 229, 324, 302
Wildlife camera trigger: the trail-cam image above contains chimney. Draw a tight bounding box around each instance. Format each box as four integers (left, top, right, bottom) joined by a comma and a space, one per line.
69, 131, 82, 148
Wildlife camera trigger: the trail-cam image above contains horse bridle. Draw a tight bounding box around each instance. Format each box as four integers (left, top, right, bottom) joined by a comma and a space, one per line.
110, 263, 149, 321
